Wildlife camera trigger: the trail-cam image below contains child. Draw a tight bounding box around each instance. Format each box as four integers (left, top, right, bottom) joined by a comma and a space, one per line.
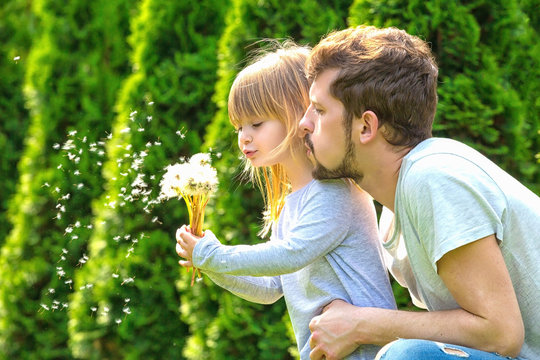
175, 42, 396, 360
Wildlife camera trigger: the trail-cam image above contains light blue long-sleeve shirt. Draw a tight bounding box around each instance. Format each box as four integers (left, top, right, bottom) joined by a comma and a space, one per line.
192, 179, 396, 360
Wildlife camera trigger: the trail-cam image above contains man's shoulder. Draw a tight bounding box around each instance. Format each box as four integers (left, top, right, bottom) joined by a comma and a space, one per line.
401, 138, 489, 182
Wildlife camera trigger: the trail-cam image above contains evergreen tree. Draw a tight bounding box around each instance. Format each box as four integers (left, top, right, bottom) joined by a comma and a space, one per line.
183, 0, 353, 359
0, 0, 33, 245
67, 0, 229, 358
0, 0, 133, 357
349, 0, 540, 194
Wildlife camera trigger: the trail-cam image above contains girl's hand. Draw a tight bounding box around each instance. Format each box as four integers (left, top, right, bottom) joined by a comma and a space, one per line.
175, 225, 200, 268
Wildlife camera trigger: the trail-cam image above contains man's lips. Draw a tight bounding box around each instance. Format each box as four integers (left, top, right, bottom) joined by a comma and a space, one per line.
303, 135, 314, 155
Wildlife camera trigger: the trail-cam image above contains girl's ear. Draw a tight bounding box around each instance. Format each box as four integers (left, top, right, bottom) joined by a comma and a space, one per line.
354, 110, 379, 145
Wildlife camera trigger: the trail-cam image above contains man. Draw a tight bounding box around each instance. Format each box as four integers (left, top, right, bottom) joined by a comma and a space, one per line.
299, 25, 539, 360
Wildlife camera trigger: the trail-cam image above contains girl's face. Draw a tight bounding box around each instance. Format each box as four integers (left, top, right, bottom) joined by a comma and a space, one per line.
237, 118, 288, 167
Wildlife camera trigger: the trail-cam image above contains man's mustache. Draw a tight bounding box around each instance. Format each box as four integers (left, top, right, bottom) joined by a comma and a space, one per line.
303, 135, 314, 153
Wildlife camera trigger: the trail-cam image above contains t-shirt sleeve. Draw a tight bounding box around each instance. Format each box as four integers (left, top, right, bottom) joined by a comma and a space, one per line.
401, 154, 506, 271
192, 180, 352, 276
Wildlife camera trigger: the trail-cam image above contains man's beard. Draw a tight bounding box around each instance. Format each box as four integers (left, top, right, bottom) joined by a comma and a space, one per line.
304, 135, 363, 183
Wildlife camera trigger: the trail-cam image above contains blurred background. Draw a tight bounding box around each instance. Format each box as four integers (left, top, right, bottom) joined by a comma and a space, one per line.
0, 0, 538, 358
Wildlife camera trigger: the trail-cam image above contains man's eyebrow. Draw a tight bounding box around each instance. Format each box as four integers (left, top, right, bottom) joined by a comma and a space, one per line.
309, 98, 323, 107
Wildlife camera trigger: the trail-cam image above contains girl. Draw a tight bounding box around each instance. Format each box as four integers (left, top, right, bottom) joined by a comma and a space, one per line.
176, 42, 396, 360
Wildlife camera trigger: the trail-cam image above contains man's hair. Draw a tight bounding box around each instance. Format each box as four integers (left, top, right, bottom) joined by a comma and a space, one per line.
308, 26, 438, 147
228, 40, 311, 237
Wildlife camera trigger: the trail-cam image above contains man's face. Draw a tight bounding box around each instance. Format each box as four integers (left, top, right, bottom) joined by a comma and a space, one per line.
299, 69, 363, 182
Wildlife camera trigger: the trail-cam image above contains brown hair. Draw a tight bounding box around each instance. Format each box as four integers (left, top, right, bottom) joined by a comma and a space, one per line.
308, 26, 438, 147
228, 41, 311, 236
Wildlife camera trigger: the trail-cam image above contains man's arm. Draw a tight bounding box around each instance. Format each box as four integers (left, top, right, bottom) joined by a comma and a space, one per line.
309, 235, 524, 360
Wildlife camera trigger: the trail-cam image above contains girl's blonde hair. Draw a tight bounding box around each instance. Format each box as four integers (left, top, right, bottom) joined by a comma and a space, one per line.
228, 41, 311, 237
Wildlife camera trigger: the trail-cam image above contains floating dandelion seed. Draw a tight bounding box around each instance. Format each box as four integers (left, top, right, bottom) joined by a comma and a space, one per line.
121, 277, 135, 285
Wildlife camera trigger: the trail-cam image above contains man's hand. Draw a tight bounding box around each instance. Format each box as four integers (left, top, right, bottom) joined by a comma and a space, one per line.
309, 300, 364, 360
175, 225, 200, 268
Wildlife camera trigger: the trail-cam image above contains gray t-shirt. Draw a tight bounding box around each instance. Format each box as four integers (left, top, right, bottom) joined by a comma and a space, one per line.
193, 179, 396, 360
381, 137, 540, 359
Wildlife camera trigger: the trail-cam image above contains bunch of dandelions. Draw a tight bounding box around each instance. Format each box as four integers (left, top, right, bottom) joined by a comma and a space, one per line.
159, 153, 218, 285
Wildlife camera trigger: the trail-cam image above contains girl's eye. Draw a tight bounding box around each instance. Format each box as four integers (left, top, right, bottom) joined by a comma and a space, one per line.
252, 122, 262, 128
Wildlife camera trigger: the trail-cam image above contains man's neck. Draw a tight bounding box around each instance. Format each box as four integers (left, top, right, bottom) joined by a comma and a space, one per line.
360, 146, 410, 212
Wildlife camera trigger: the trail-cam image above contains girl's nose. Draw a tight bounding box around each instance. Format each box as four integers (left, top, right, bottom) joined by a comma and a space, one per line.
238, 130, 252, 144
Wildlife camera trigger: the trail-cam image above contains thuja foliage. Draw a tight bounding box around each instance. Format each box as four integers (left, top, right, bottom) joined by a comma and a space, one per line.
349, 0, 540, 194
0, 0, 134, 358
0, 0, 33, 246
67, 0, 229, 358
181, 0, 353, 359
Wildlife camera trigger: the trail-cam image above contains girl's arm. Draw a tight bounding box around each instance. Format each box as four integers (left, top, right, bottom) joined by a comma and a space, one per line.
203, 270, 283, 304
177, 181, 357, 276
176, 226, 283, 304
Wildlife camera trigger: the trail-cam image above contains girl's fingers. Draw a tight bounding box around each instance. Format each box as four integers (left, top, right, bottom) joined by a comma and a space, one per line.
176, 225, 189, 243
176, 242, 189, 259
179, 260, 193, 268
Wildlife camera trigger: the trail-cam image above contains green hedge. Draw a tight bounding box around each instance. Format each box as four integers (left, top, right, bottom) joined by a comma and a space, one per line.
0, 0, 133, 357
67, 0, 230, 358
0, 0, 33, 246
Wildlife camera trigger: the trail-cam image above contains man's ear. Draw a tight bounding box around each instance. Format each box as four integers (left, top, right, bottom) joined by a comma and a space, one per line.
355, 110, 379, 144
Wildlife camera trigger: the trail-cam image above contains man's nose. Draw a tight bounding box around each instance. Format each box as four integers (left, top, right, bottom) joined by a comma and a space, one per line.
298, 107, 314, 137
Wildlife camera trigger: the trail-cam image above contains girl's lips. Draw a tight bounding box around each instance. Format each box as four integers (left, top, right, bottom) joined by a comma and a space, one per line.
243, 150, 256, 158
